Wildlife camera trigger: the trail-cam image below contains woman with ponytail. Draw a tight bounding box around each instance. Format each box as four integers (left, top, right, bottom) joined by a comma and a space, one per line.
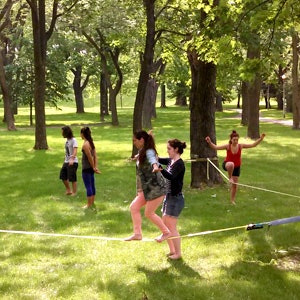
125, 130, 170, 242
80, 127, 100, 212
206, 130, 265, 204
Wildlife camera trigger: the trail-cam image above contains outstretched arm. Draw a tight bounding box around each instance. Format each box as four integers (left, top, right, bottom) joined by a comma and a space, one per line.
241, 133, 266, 149
205, 136, 228, 150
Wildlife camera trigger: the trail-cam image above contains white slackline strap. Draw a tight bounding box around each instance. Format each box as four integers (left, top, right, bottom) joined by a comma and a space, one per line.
207, 158, 300, 199
0, 229, 153, 242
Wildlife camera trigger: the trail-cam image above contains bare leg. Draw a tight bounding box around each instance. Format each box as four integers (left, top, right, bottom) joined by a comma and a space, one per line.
163, 215, 181, 259
71, 181, 77, 195
125, 192, 146, 241
225, 162, 234, 182
230, 176, 238, 204
144, 195, 170, 242
63, 180, 72, 195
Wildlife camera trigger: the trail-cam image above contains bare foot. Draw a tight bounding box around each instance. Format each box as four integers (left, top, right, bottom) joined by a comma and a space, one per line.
155, 232, 171, 243
124, 234, 142, 241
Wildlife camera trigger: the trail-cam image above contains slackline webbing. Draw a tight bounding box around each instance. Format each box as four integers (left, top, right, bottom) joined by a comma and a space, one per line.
206, 158, 300, 199
1, 216, 299, 241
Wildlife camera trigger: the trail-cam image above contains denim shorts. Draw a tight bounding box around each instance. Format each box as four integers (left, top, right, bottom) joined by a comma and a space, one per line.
162, 193, 184, 217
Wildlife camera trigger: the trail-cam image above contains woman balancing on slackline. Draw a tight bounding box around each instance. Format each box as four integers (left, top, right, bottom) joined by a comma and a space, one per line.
205, 130, 265, 205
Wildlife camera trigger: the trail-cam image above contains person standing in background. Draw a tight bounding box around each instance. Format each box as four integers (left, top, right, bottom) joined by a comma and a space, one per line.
60, 126, 78, 196
80, 127, 100, 212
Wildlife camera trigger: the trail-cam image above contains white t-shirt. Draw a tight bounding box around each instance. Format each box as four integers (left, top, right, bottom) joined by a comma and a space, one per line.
64, 137, 78, 163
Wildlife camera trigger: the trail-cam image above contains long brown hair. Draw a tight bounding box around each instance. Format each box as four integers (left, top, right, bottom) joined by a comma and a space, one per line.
81, 127, 95, 150
134, 130, 157, 164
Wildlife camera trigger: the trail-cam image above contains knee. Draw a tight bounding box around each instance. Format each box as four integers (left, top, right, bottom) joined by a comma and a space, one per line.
144, 210, 154, 219
226, 162, 234, 170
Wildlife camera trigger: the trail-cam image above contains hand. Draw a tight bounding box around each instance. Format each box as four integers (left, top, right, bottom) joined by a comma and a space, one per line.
94, 167, 101, 174
261, 133, 266, 140
152, 167, 162, 173
205, 136, 211, 143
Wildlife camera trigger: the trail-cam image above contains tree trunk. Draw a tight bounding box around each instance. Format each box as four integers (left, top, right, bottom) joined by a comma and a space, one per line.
246, 45, 261, 139
29, 0, 48, 149
188, 48, 223, 188
175, 82, 188, 106
215, 92, 223, 112
109, 89, 119, 126
72, 65, 85, 113
132, 0, 155, 156
277, 65, 284, 110
241, 81, 249, 126
100, 72, 108, 121
142, 78, 158, 129
0, 49, 15, 130
160, 83, 166, 108
292, 30, 300, 129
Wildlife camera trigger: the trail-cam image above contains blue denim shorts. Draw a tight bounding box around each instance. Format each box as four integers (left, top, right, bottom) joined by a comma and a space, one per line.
162, 193, 184, 217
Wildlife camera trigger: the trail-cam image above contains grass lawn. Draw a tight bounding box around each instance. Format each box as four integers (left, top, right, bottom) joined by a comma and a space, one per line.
0, 100, 299, 300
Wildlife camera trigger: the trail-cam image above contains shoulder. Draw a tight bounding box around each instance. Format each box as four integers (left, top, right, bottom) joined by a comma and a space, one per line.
82, 141, 91, 150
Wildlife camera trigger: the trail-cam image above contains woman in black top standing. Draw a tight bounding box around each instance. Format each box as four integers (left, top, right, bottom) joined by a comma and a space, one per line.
80, 127, 100, 212
157, 139, 186, 260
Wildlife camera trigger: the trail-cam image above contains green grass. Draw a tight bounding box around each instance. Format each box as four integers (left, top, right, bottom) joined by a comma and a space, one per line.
0, 102, 299, 300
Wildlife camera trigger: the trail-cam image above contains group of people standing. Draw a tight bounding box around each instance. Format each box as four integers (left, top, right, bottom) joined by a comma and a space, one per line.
59, 127, 187, 260
59, 125, 265, 260
59, 126, 100, 212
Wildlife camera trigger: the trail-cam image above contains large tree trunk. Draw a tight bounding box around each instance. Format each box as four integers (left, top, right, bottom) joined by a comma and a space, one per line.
29, 0, 48, 149
188, 48, 223, 188
241, 81, 249, 126
100, 72, 108, 121
72, 65, 85, 114
0, 49, 15, 130
142, 78, 158, 129
132, 0, 155, 131
132, 0, 155, 156
246, 45, 261, 139
292, 30, 300, 129
160, 83, 166, 108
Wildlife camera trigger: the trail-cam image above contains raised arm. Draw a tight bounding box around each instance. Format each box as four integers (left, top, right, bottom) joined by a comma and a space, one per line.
241, 133, 266, 149
205, 136, 228, 150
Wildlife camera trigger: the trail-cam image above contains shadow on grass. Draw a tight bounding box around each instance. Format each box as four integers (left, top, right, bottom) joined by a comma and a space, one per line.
137, 261, 203, 299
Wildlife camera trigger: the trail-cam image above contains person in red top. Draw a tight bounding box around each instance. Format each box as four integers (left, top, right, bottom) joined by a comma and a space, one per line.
205, 130, 265, 204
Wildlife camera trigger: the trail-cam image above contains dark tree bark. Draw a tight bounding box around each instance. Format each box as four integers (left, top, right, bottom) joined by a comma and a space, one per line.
174, 82, 188, 106
27, 0, 48, 149
132, 0, 155, 139
246, 44, 261, 139
71, 65, 90, 114
0, 49, 15, 130
160, 83, 166, 108
0, 0, 17, 130
215, 92, 223, 112
100, 72, 108, 121
292, 30, 300, 129
241, 80, 249, 126
188, 48, 223, 188
142, 78, 158, 129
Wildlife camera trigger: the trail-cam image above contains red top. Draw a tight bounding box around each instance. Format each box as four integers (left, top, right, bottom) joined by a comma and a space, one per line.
225, 144, 242, 167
